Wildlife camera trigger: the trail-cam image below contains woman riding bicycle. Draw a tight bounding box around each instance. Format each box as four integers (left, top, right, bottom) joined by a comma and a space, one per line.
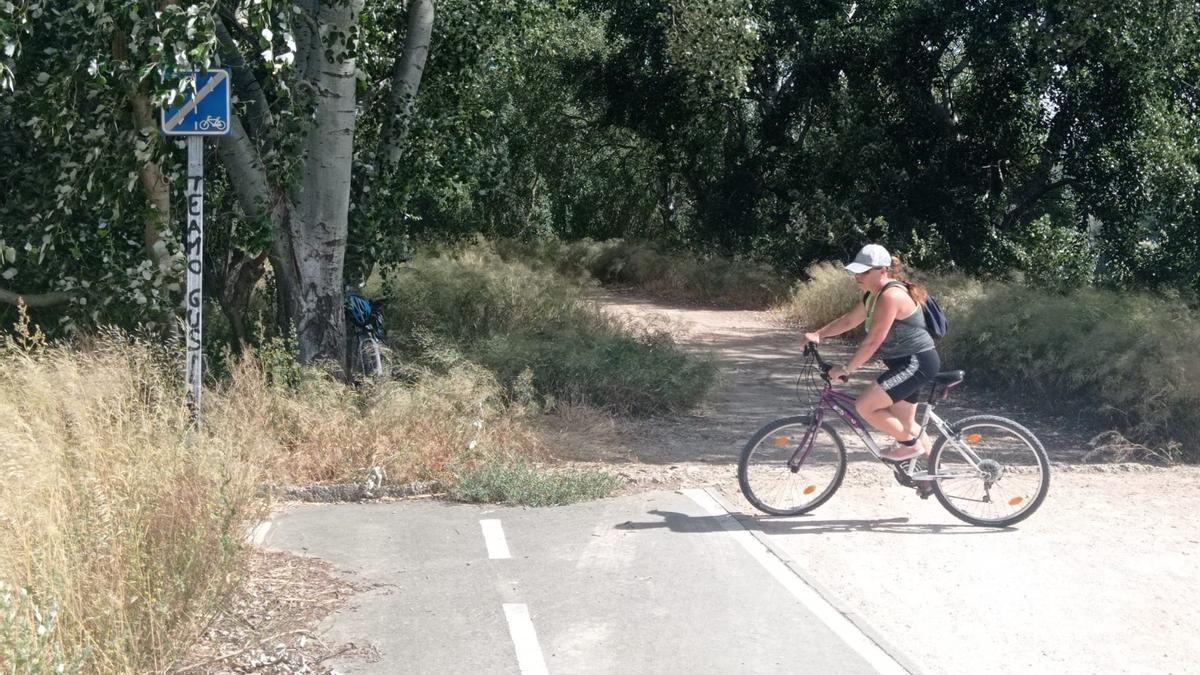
801, 244, 940, 461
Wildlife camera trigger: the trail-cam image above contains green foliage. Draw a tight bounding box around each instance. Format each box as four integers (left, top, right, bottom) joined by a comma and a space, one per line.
448, 457, 620, 506
1012, 216, 1097, 292
382, 243, 717, 415
0, 584, 83, 675
3, 0, 1199, 395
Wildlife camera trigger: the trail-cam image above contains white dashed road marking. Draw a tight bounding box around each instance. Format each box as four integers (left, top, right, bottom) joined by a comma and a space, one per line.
480, 519, 512, 559
503, 603, 549, 675
251, 521, 271, 546
682, 488, 910, 675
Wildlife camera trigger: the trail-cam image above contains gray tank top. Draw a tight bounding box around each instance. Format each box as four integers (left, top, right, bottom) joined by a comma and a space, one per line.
864, 282, 936, 360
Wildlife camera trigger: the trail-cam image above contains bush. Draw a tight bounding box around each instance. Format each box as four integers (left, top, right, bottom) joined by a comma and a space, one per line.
208, 356, 542, 486
383, 243, 718, 415
495, 237, 788, 309
942, 284, 1200, 458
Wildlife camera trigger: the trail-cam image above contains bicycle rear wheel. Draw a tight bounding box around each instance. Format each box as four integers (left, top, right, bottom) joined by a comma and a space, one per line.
738, 416, 846, 516
928, 415, 1050, 527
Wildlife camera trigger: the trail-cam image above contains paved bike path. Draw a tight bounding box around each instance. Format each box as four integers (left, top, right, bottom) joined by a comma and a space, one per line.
262, 490, 917, 674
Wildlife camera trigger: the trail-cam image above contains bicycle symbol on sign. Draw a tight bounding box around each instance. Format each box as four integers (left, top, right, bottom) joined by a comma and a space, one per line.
198, 115, 227, 131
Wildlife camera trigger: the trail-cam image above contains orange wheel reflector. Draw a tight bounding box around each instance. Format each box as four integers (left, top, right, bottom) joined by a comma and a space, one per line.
1009, 496, 1024, 506
803, 485, 817, 495
966, 433, 983, 443
774, 437, 790, 446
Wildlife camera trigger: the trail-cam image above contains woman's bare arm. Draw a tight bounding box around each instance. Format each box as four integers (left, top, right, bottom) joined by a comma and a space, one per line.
805, 303, 867, 343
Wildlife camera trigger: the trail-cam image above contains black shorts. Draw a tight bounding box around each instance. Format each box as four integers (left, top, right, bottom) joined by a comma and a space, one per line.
877, 350, 941, 403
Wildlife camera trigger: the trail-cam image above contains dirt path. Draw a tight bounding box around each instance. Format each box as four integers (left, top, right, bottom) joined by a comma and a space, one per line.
561, 289, 1200, 675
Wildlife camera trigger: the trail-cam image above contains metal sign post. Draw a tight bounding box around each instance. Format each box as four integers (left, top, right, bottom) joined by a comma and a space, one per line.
161, 69, 231, 422
184, 137, 204, 413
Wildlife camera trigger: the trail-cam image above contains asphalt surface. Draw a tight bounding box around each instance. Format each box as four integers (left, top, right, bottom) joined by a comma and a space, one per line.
262, 489, 920, 674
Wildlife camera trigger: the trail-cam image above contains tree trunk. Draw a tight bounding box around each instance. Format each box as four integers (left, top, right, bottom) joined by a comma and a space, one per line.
271, 0, 363, 366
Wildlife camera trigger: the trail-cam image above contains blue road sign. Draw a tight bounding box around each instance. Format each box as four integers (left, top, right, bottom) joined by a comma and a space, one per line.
161, 69, 232, 136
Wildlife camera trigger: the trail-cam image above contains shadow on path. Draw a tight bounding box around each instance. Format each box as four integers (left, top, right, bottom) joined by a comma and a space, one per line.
614, 509, 1011, 536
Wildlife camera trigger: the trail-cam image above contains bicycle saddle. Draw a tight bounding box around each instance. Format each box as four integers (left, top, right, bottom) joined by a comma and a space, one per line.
933, 370, 964, 385
931, 367, 960, 384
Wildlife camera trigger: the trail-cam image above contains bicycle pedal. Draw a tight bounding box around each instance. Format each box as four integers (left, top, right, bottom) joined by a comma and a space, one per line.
915, 484, 934, 499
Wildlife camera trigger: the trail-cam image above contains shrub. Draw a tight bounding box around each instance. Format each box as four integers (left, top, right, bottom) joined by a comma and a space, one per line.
383, 244, 718, 415
207, 354, 543, 486
475, 328, 718, 416
942, 284, 1200, 457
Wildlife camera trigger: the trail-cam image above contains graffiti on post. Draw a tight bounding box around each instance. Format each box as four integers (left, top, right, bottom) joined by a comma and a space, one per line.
184, 141, 204, 414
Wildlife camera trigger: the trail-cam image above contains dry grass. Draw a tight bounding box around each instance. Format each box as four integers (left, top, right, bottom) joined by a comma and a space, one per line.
776, 261, 864, 330
495, 237, 789, 309
207, 357, 543, 487
0, 313, 550, 672
0, 326, 263, 672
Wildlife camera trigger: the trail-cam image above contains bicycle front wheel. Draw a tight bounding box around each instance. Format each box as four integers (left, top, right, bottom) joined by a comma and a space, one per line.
929, 415, 1050, 527
738, 416, 846, 516
358, 335, 386, 377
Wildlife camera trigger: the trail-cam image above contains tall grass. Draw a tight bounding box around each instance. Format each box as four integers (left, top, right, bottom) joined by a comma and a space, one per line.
777, 261, 865, 331
207, 356, 543, 486
781, 262, 1200, 459
383, 243, 718, 415
0, 330, 262, 672
0, 321, 564, 670
495, 238, 789, 309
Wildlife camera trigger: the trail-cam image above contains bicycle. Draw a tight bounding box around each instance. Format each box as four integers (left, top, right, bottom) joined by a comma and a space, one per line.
198, 115, 227, 131
737, 344, 1050, 527
344, 291, 390, 378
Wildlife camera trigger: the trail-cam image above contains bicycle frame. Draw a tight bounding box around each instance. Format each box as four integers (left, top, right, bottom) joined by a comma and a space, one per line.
790, 355, 987, 481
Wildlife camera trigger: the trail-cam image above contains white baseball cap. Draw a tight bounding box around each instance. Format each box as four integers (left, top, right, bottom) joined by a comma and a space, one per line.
844, 244, 893, 273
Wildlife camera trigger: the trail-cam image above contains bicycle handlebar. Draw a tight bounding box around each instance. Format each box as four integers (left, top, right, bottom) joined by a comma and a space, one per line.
803, 343, 848, 383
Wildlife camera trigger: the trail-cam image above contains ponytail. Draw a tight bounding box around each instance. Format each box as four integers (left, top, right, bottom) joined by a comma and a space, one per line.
888, 256, 928, 304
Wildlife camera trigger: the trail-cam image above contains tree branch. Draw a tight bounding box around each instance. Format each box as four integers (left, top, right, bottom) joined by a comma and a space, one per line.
1001, 177, 1074, 231
215, 114, 276, 221
214, 13, 273, 142
376, 0, 435, 172
130, 88, 173, 272
0, 287, 78, 308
